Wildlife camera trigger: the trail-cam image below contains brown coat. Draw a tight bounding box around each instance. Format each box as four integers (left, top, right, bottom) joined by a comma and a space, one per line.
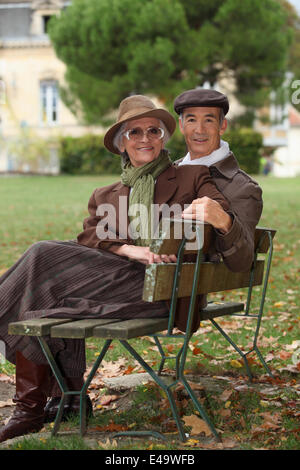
77, 164, 229, 249
175, 152, 263, 273
77, 164, 229, 332
209, 152, 263, 271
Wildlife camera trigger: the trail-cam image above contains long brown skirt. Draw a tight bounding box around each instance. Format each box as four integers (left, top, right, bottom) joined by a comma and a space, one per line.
0, 240, 168, 376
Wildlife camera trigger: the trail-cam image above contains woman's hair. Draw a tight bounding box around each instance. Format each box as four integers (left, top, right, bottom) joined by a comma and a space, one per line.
113, 119, 171, 153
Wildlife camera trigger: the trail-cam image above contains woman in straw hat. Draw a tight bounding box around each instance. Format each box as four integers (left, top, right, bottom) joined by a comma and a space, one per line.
0, 95, 228, 443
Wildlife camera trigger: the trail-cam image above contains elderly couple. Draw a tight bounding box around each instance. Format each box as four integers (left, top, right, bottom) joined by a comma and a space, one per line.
0, 89, 262, 443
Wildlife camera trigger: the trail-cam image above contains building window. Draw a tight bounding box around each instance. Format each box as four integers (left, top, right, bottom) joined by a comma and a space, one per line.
42, 15, 52, 34
40, 80, 58, 125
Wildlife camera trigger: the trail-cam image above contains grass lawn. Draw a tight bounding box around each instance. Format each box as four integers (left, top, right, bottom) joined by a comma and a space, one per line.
0, 174, 299, 451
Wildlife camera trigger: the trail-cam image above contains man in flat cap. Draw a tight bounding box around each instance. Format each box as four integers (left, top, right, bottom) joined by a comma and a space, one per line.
173, 88, 263, 272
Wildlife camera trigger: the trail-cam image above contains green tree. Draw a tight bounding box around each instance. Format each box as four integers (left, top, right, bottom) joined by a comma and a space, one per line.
281, 0, 300, 113
49, 0, 292, 123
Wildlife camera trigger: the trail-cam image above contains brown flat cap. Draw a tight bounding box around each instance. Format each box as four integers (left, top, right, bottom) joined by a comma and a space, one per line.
174, 88, 229, 115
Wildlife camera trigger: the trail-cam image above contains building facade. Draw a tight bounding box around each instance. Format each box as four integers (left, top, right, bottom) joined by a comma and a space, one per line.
0, 0, 103, 174
254, 92, 300, 177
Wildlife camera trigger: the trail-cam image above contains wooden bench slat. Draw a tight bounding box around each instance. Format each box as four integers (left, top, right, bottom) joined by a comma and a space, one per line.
143, 259, 265, 302
8, 318, 74, 337
50, 318, 122, 339
92, 317, 169, 339
199, 301, 244, 321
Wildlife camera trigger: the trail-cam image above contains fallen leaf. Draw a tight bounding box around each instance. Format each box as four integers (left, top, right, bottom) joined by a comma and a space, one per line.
251, 411, 282, 434
182, 415, 212, 436
230, 359, 243, 368
279, 351, 292, 360
98, 438, 118, 449
220, 408, 231, 418
166, 344, 175, 354
99, 394, 119, 406
219, 389, 233, 402
0, 399, 14, 408
182, 439, 200, 447
91, 422, 128, 433
0, 374, 14, 384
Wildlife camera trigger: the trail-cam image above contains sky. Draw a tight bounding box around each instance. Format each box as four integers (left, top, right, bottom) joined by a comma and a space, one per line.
289, 0, 300, 14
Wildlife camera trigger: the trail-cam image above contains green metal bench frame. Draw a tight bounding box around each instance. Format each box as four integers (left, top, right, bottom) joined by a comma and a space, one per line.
8, 224, 275, 442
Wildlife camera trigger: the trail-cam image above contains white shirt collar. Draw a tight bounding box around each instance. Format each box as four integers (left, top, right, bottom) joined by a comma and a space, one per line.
178, 140, 230, 167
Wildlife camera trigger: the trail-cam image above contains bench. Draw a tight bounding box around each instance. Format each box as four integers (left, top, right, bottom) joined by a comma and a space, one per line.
8, 222, 276, 442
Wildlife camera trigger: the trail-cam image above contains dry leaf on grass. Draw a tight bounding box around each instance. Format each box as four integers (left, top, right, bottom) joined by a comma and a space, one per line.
219, 389, 233, 402
0, 374, 15, 384
0, 399, 14, 408
251, 411, 282, 434
98, 394, 119, 406
182, 415, 212, 436
98, 438, 118, 449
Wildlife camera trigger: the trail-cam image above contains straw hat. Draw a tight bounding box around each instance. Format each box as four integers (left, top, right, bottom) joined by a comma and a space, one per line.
104, 95, 176, 155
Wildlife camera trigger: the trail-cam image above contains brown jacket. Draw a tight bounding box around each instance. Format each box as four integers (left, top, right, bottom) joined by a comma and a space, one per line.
77, 164, 229, 249
175, 152, 263, 272
77, 164, 229, 332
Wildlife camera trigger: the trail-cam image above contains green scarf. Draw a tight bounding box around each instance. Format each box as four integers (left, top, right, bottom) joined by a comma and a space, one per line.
121, 150, 172, 246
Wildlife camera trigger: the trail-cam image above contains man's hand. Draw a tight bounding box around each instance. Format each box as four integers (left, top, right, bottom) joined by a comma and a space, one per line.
181, 197, 232, 234
109, 244, 177, 265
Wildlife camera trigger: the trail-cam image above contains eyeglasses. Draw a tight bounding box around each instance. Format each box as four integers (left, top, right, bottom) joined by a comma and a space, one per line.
123, 126, 164, 142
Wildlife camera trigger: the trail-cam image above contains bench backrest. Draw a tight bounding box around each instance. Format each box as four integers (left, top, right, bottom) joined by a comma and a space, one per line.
143, 222, 276, 302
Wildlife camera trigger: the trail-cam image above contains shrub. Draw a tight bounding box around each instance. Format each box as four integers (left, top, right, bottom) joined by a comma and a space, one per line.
59, 134, 121, 175
58, 128, 263, 176
223, 128, 263, 175
167, 127, 263, 175
165, 129, 187, 162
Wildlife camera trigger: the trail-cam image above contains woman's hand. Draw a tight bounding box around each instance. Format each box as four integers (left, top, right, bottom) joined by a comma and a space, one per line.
109, 244, 177, 265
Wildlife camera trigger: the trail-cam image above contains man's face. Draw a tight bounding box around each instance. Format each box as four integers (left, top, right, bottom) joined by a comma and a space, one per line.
179, 107, 227, 159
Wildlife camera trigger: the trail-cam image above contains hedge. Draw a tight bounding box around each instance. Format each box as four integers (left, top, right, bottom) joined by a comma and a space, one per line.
59, 134, 121, 175
58, 128, 263, 176
166, 127, 263, 175
222, 128, 263, 175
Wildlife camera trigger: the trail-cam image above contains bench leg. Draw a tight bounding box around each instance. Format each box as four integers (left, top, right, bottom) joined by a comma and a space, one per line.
79, 339, 112, 435
37, 337, 71, 435
210, 319, 274, 381
118, 339, 221, 442
118, 339, 187, 442
38, 337, 113, 436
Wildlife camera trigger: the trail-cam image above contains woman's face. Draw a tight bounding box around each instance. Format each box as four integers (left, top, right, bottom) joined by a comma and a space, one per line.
120, 117, 164, 167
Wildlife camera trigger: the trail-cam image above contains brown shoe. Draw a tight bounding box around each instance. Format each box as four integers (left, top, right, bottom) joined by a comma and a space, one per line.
0, 352, 50, 443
